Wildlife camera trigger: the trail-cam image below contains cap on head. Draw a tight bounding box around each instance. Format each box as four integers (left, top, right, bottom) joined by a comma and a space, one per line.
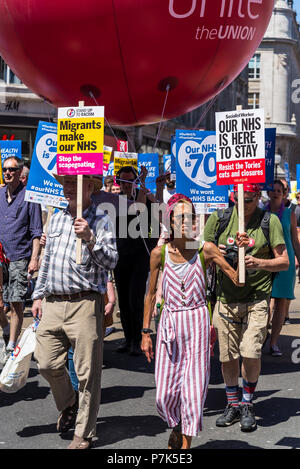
233, 183, 261, 193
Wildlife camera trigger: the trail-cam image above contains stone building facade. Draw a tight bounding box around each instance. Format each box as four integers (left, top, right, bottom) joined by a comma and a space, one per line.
248, 0, 300, 178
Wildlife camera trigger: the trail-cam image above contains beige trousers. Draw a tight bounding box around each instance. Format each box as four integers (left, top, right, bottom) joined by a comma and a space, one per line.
34, 292, 104, 439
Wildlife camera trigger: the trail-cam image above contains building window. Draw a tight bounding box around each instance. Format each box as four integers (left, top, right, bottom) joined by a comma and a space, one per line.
8, 69, 22, 85
248, 93, 260, 109
0, 56, 5, 81
249, 54, 260, 79
0, 56, 22, 84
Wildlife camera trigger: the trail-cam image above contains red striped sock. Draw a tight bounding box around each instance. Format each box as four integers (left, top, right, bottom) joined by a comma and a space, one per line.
242, 379, 257, 404
225, 385, 239, 407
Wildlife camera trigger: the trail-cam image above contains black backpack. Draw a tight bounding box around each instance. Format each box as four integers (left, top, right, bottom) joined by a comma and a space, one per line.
214, 206, 271, 248
206, 207, 272, 306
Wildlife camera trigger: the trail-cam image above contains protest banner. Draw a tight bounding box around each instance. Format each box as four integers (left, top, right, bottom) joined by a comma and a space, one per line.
176, 129, 228, 214
103, 161, 114, 177
25, 121, 67, 209
170, 136, 176, 181
216, 108, 265, 185
259, 128, 276, 191
114, 151, 138, 175
57, 105, 104, 176
0, 140, 22, 162
290, 180, 297, 201
284, 162, 291, 189
57, 103, 104, 263
137, 153, 159, 194
117, 139, 128, 153
163, 154, 171, 174
103, 146, 113, 173
216, 108, 265, 283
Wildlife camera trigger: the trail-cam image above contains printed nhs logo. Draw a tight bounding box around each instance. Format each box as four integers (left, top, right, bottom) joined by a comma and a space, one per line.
177, 132, 217, 189
176, 130, 228, 212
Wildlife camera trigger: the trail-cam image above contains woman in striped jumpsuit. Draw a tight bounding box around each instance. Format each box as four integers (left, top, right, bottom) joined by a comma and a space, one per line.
141, 194, 247, 449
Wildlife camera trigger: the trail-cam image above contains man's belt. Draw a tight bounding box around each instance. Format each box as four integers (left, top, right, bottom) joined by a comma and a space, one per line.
47, 290, 96, 302
218, 311, 248, 326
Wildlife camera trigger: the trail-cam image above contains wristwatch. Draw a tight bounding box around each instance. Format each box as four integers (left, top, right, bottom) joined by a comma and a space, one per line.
86, 233, 96, 247
141, 328, 153, 334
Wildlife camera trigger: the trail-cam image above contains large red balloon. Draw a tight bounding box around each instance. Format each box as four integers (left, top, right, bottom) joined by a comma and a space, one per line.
0, 0, 274, 125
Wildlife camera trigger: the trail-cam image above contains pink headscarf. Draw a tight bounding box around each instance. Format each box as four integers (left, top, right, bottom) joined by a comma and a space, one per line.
165, 193, 194, 219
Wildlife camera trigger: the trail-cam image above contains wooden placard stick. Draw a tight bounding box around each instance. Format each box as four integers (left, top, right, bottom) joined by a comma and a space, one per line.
238, 183, 245, 284
199, 213, 205, 236
76, 100, 85, 264
39, 205, 53, 267
235, 105, 246, 284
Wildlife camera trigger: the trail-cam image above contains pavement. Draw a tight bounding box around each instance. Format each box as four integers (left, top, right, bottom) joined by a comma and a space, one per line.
0, 284, 300, 450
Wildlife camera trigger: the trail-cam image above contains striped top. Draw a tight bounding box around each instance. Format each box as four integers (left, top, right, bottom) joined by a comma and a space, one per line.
32, 203, 118, 299
162, 245, 207, 311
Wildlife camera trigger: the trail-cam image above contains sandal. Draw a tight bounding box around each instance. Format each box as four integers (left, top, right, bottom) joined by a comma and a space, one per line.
68, 435, 93, 450
57, 391, 79, 433
168, 424, 182, 449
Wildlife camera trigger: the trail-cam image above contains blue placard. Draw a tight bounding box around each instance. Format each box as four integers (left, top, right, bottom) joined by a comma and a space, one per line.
0, 140, 22, 161
284, 162, 290, 189
297, 164, 300, 192
24, 121, 67, 209
163, 154, 171, 174
259, 128, 276, 191
170, 136, 176, 180
175, 129, 228, 214
103, 161, 114, 177
138, 153, 159, 193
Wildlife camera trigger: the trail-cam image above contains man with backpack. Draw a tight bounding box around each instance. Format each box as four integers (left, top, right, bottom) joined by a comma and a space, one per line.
204, 183, 289, 432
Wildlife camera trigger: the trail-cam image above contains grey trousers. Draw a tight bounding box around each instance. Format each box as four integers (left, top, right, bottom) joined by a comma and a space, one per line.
35, 292, 104, 438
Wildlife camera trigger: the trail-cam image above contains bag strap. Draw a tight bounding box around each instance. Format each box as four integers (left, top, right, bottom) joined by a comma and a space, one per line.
161, 243, 166, 270
260, 211, 271, 246
199, 246, 212, 325
215, 206, 234, 246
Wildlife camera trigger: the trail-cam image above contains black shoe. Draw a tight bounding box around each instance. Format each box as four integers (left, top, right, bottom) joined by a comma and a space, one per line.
116, 341, 130, 353
240, 403, 257, 432
216, 404, 240, 427
129, 343, 142, 356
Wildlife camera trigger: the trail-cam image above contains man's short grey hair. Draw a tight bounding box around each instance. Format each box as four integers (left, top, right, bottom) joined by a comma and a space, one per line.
3, 156, 24, 169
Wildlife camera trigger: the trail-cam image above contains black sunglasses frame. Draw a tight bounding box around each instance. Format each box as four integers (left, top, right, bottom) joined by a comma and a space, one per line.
3, 167, 20, 173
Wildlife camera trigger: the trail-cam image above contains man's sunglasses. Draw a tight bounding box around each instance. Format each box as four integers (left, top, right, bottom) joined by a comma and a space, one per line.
234, 195, 257, 204
3, 167, 19, 173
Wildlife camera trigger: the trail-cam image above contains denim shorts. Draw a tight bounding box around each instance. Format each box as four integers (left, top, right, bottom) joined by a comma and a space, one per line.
3, 258, 30, 303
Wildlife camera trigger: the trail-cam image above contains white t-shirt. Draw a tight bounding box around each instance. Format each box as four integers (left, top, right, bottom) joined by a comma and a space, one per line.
163, 188, 176, 204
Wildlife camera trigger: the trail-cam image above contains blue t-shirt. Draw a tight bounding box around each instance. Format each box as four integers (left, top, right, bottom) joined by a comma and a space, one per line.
0, 183, 42, 261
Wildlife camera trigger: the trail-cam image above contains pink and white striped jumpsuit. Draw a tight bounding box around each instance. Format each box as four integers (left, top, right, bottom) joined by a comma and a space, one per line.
155, 246, 211, 437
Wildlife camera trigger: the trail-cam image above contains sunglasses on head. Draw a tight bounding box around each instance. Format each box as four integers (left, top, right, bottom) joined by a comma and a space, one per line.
3, 167, 19, 173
